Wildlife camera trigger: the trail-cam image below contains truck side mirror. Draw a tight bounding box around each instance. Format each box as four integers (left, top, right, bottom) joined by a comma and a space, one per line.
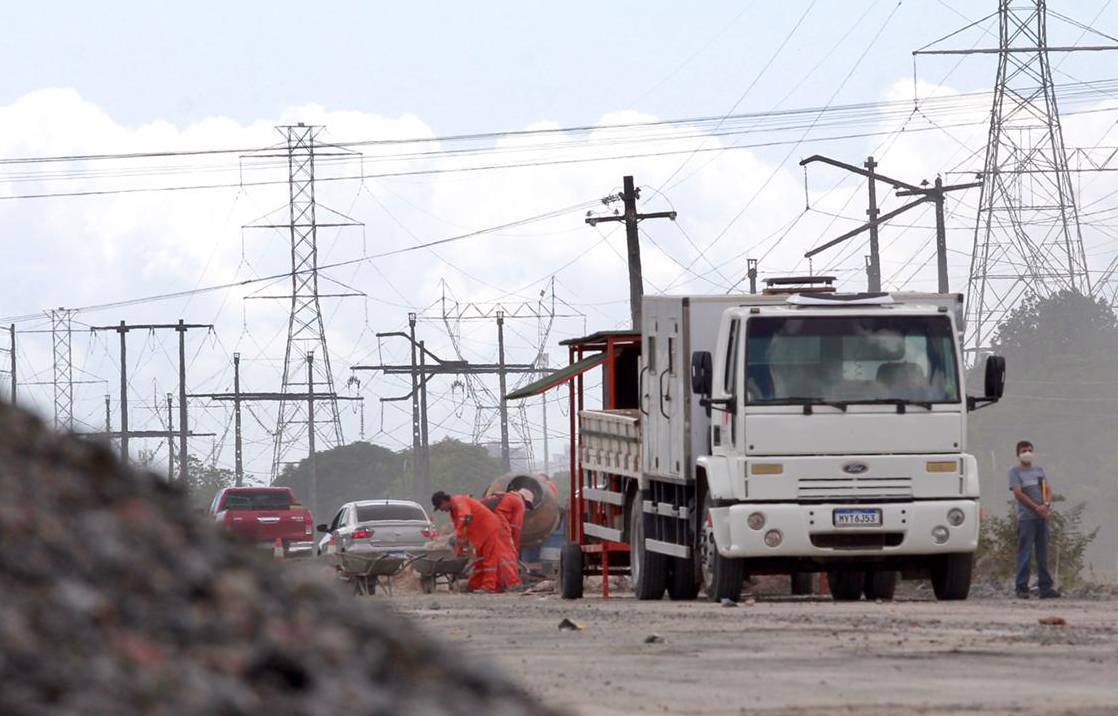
984, 354, 1006, 400
691, 351, 713, 396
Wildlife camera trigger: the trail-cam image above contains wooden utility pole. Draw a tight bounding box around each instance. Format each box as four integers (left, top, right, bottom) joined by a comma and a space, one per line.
747, 258, 759, 294
6, 324, 15, 403
585, 175, 677, 329
800, 155, 981, 293
91, 320, 212, 468
166, 394, 175, 482
233, 353, 243, 485
864, 156, 882, 292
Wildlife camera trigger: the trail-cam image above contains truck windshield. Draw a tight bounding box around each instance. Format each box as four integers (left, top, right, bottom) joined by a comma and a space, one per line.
745, 315, 960, 406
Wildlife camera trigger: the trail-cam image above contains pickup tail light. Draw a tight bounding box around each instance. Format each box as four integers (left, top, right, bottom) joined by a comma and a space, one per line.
352, 528, 374, 540
421, 526, 439, 539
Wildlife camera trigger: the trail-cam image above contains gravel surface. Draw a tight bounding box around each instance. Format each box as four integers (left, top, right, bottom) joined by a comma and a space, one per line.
0, 404, 555, 716
397, 587, 1118, 715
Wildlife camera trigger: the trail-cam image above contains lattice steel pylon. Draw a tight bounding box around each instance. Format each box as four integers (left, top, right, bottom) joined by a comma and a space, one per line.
271, 124, 344, 479
964, 0, 1089, 356
50, 308, 74, 430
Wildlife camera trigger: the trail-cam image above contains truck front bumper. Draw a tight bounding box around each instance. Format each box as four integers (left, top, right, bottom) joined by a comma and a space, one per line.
711, 500, 978, 559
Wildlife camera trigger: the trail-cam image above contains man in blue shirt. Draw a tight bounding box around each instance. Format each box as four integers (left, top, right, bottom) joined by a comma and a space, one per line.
1009, 440, 1060, 599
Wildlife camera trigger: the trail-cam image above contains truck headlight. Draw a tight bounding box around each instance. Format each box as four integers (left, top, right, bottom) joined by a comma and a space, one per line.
931, 525, 950, 544
747, 512, 766, 530
947, 508, 966, 527
764, 529, 783, 548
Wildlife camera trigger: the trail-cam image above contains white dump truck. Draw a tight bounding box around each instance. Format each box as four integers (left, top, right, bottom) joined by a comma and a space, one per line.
558, 279, 1004, 602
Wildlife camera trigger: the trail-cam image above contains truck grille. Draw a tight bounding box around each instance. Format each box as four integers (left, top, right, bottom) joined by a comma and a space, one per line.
796, 476, 912, 501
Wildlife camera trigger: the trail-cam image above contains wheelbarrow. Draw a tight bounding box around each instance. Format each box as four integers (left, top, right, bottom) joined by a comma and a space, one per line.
338, 552, 409, 596
408, 550, 471, 594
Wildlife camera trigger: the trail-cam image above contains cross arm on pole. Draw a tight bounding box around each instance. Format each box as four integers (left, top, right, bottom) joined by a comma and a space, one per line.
804, 197, 928, 259
800, 155, 924, 193
896, 180, 982, 197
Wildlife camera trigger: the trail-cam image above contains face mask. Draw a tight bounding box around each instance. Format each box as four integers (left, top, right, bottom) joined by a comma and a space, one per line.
1019, 451, 1034, 464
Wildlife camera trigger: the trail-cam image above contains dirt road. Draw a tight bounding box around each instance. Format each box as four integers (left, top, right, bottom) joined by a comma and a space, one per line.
394, 591, 1118, 716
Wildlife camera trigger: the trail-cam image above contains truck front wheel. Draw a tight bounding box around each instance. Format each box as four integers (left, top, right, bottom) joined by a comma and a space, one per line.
930, 553, 973, 601
700, 493, 745, 602
628, 497, 669, 600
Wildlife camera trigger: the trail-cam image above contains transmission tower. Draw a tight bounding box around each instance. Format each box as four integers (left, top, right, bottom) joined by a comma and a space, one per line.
260, 124, 344, 478
920, 1, 1098, 356
50, 308, 74, 430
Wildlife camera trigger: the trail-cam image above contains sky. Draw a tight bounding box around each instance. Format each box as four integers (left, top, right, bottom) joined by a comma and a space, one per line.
3, 0, 1118, 485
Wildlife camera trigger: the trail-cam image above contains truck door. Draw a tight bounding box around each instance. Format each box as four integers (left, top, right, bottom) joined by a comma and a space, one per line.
642, 302, 683, 479
712, 317, 741, 455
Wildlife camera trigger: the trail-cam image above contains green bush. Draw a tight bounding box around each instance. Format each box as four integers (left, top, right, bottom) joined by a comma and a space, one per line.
976, 494, 1099, 587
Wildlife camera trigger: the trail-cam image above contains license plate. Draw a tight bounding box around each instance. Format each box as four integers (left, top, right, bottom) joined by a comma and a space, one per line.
833, 508, 882, 527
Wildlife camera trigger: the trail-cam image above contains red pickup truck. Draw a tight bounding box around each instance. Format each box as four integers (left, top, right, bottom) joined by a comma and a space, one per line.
210, 487, 315, 556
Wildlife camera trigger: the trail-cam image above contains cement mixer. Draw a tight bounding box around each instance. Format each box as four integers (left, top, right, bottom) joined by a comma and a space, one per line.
484, 474, 563, 551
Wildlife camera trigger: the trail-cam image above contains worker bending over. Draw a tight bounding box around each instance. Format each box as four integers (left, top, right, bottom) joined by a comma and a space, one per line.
483, 488, 535, 556
432, 491, 521, 592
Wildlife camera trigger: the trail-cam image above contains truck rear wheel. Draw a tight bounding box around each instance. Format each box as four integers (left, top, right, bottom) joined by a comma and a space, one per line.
559, 542, 584, 600
863, 570, 897, 600
790, 572, 815, 595
931, 553, 972, 601
628, 496, 669, 600
828, 570, 864, 601
699, 493, 745, 602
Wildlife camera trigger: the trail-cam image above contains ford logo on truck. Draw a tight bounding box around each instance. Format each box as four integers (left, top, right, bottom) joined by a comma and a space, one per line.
843, 462, 869, 475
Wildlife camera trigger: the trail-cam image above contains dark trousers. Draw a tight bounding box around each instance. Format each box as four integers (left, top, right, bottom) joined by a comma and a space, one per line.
1016, 518, 1053, 593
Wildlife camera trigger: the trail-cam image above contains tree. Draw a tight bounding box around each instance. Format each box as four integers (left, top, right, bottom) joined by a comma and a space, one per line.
184, 455, 235, 509
400, 438, 507, 498
275, 441, 404, 523
969, 289, 1118, 569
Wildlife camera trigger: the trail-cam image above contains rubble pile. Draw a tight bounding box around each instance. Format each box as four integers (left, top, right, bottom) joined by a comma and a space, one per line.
0, 404, 554, 716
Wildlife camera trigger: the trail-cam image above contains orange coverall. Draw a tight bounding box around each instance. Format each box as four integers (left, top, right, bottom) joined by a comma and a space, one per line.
492, 492, 527, 556
449, 495, 520, 592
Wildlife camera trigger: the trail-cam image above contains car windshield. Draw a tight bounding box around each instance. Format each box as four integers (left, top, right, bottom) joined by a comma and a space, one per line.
745, 314, 960, 405
222, 490, 293, 510
356, 504, 427, 522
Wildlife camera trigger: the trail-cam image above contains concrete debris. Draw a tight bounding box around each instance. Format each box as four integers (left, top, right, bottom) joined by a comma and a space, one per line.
644, 634, 665, 644
557, 618, 584, 631
720, 598, 739, 608
0, 404, 556, 716
1038, 616, 1068, 626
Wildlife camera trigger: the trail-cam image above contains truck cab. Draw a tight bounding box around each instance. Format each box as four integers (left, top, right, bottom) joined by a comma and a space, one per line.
689, 292, 1002, 600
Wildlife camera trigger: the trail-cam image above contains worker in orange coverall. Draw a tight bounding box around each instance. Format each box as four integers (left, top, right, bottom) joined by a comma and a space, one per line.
482, 489, 534, 556
432, 491, 521, 592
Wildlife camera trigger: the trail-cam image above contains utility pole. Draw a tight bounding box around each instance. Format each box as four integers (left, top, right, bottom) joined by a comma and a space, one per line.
233, 353, 243, 485
800, 155, 980, 293
353, 328, 542, 499
166, 393, 175, 482
864, 157, 882, 292
104, 395, 111, 435
306, 352, 317, 519
585, 175, 677, 329
747, 259, 759, 294
1, 324, 14, 404
541, 353, 550, 476
90, 320, 212, 468
496, 312, 509, 471
189, 354, 360, 490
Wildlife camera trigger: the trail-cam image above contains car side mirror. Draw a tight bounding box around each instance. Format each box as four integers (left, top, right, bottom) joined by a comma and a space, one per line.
984, 354, 1006, 400
316, 524, 329, 533
691, 350, 713, 396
